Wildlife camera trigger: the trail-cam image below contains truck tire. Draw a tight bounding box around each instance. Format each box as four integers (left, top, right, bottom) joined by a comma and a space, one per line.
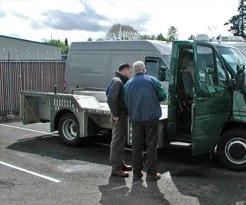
58, 112, 82, 146
218, 128, 246, 171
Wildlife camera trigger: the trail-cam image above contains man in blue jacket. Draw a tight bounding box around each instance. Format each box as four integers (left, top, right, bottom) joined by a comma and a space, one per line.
124, 61, 166, 181
106, 63, 132, 177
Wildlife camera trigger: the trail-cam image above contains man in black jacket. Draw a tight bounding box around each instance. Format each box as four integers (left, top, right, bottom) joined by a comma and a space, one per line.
106, 63, 132, 177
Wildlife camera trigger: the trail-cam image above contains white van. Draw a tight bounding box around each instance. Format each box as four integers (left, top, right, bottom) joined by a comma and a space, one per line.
65, 40, 171, 92
218, 36, 246, 56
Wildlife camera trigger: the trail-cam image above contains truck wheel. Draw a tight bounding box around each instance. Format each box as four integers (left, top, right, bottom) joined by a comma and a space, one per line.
58, 113, 82, 146
218, 128, 246, 171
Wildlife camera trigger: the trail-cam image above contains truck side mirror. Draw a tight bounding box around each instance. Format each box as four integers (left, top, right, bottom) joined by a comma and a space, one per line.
235, 64, 245, 90
158, 66, 167, 81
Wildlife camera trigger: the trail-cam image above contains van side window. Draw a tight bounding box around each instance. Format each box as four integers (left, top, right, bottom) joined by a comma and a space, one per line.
197, 46, 228, 87
145, 57, 169, 80
197, 46, 217, 86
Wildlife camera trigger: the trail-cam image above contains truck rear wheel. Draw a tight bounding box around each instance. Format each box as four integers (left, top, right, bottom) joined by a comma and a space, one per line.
58, 112, 82, 146
218, 128, 246, 171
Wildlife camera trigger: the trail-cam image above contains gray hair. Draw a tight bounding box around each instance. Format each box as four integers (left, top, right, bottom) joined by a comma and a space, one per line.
133, 61, 145, 74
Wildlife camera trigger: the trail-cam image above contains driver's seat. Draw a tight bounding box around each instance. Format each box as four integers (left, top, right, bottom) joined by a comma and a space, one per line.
178, 53, 194, 134
180, 55, 194, 107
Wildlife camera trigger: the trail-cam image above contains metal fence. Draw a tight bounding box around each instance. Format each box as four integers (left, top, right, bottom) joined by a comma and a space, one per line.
0, 60, 66, 116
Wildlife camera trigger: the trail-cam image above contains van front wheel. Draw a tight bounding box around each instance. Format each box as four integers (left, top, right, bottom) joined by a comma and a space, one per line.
218, 128, 246, 171
58, 113, 82, 146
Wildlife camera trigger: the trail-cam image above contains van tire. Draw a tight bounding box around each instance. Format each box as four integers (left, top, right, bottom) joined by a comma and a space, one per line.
58, 112, 82, 146
218, 128, 246, 171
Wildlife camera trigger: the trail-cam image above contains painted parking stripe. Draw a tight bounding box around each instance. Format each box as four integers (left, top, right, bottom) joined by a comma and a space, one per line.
0, 124, 57, 135
0, 161, 61, 183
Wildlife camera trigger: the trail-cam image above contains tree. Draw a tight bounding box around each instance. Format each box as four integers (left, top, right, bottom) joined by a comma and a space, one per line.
139, 33, 167, 41
46, 38, 69, 54
188, 34, 195, 40
140, 34, 156, 40
106, 24, 140, 40
225, 0, 246, 38
156, 33, 167, 41
65, 38, 68, 46
167, 26, 178, 42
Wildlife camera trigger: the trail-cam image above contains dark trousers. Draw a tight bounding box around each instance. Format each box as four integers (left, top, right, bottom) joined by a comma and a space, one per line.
110, 115, 128, 171
132, 120, 159, 176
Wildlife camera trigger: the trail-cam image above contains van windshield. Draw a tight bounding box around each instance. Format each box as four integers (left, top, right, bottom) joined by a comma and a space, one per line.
217, 46, 246, 74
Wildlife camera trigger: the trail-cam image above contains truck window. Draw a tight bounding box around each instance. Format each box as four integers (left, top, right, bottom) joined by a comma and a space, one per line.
217, 46, 246, 74
216, 55, 227, 87
197, 46, 221, 86
145, 57, 169, 80
145, 57, 159, 77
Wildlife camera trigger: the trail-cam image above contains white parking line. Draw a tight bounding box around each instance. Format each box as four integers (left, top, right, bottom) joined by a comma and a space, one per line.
0, 124, 60, 183
0, 161, 61, 183
0, 124, 57, 135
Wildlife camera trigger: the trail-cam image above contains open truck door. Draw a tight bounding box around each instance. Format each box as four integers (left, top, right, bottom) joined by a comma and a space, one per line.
191, 42, 232, 155
167, 41, 232, 155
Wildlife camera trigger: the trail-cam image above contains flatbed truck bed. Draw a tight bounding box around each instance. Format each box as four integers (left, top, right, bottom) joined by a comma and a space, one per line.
20, 90, 168, 147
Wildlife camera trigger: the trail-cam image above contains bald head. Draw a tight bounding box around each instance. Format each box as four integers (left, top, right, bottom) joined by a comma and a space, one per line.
133, 61, 146, 74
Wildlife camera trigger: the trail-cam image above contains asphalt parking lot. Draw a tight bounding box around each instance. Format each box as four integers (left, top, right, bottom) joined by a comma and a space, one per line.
0, 120, 245, 205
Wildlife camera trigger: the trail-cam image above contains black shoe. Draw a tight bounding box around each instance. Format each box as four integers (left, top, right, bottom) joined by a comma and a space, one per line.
146, 172, 161, 181
111, 170, 129, 178
133, 172, 143, 181
122, 162, 132, 171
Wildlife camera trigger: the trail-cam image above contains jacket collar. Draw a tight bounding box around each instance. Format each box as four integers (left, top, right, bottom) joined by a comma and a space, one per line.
115, 72, 129, 84
135, 72, 145, 76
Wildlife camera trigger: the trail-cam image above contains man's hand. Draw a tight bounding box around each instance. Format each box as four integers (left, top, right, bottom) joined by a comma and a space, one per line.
113, 116, 119, 124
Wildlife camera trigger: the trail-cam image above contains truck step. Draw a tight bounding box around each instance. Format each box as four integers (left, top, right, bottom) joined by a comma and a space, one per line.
169, 141, 192, 147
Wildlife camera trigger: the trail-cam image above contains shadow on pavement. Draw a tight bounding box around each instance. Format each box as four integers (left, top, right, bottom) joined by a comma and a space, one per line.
7, 134, 246, 205
7, 133, 215, 169
7, 134, 113, 165
99, 176, 169, 205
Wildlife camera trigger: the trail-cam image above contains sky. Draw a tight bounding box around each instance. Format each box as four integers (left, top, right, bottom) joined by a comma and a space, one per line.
0, 0, 239, 44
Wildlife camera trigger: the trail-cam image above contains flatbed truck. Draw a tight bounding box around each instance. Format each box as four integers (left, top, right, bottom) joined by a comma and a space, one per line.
20, 40, 246, 171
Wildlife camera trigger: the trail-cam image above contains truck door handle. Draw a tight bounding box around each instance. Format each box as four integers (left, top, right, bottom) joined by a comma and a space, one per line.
197, 97, 208, 101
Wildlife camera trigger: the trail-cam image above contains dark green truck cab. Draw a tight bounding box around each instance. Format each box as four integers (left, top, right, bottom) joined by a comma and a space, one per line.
166, 40, 246, 171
